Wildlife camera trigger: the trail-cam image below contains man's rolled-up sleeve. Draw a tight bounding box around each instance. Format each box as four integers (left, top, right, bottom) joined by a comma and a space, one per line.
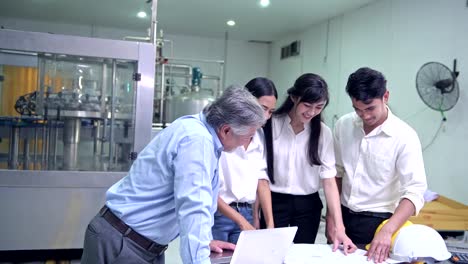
397, 132, 427, 215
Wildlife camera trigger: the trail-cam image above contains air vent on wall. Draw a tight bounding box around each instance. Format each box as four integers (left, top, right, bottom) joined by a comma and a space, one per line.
280, 40, 301, 60
248, 40, 272, 44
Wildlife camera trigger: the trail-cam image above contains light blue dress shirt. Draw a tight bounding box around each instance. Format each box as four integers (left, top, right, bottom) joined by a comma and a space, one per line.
106, 112, 222, 264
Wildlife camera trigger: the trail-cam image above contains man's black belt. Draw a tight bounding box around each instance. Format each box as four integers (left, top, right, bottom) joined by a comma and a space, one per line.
229, 202, 251, 208
99, 205, 168, 256
342, 205, 392, 219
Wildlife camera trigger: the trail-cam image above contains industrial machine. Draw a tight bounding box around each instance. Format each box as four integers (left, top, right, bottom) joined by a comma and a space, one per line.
2, 53, 137, 171
0, 29, 155, 256
153, 36, 224, 127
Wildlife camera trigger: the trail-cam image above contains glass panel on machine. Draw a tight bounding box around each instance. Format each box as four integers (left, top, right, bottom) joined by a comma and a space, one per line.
0, 50, 137, 171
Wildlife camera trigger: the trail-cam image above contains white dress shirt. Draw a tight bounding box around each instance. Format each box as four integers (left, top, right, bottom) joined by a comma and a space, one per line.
269, 114, 337, 195
334, 110, 427, 214
218, 129, 269, 204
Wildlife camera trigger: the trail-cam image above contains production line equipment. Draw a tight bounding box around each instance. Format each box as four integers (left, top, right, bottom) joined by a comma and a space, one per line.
0, 29, 155, 253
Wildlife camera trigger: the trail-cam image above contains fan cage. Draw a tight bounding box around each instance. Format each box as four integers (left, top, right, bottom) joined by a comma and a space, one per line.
415, 62, 459, 112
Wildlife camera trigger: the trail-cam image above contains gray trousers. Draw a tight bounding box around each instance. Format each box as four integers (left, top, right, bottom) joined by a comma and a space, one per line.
81, 214, 165, 264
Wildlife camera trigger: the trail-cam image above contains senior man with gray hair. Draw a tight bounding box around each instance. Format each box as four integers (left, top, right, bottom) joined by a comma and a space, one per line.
81, 85, 265, 264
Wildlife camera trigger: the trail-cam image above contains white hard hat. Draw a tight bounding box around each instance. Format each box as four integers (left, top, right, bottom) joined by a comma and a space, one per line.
390, 224, 451, 263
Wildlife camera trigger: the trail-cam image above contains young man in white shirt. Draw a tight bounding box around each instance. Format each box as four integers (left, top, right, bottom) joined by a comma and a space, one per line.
330, 67, 427, 263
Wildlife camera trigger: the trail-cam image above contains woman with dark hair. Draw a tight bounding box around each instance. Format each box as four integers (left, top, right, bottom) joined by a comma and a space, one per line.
264, 73, 356, 252
211, 77, 277, 244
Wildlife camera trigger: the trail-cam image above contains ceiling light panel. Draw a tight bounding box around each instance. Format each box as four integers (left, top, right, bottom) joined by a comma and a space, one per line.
260, 0, 270, 7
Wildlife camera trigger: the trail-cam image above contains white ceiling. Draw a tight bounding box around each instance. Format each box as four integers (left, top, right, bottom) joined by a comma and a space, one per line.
0, 0, 377, 41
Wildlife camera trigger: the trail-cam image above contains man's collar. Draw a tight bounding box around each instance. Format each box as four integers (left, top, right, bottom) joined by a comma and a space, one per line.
352, 107, 397, 136
380, 107, 397, 136
199, 112, 224, 155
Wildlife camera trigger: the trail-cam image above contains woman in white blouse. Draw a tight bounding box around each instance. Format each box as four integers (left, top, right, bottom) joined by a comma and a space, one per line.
211, 77, 277, 244
264, 73, 356, 253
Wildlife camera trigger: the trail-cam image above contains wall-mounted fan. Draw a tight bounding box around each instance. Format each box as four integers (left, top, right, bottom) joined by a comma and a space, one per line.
416, 60, 460, 114
416, 60, 460, 151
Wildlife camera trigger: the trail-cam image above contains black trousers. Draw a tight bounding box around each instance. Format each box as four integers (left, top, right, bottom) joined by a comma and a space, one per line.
268, 192, 323, 244
341, 205, 392, 244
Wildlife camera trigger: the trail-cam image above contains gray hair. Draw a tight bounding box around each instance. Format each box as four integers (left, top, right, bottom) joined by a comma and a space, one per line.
204, 85, 265, 135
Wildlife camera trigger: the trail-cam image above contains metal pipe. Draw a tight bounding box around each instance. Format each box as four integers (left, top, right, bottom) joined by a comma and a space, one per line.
163, 63, 192, 71
93, 120, 102, 170
157, 63, 193, 89
93, 120, 101, 156
33, 126, 38, 170
8, 126, 19, 170
46, 120, 53, 169
62, 119, 81, 170
150, 0, 158, 46
41, 123, 47, 169
222, 31, 228, 91
123, 36, 150, 41
202, 75, 221, 80
165, 57, 225, 64
160, 64, 192, 85
47, 120, 55, 170
0, 65, 3, 105
216, 63, 225, 97
155, 72, 190, 79
23, 137, 30, 170
159, 63, 166, 125
52, 120, 58, 169
99, 62, 108, 164
109, 60, 117, 168
37, 58, 45, 115
45, 123, 51, 170
218, 63, 224, 97
101, 63, 107, 117
100, 118, 107, 157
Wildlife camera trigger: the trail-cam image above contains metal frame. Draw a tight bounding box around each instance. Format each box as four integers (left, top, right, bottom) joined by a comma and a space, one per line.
134, 41, 156, 152
154, 57, 224, 125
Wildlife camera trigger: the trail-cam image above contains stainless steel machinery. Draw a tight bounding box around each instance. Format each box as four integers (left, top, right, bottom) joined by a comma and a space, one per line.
0, 29, 155, 252
153, 44, 224, 126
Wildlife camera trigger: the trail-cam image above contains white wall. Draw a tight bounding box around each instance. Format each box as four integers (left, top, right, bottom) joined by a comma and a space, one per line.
270, 0, 468, 204
163, 33, 270, 89
269, 33, 303, 103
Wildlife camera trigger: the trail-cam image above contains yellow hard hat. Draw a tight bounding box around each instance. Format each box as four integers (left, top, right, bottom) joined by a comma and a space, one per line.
366, 221, 451, 264
365, 219, 413, 251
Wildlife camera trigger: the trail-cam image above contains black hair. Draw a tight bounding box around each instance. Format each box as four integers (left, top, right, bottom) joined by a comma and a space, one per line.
346, 67, 387, 103
245, 77, 278, 182
265, 73, 329, 183
245, 77, 278, 99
